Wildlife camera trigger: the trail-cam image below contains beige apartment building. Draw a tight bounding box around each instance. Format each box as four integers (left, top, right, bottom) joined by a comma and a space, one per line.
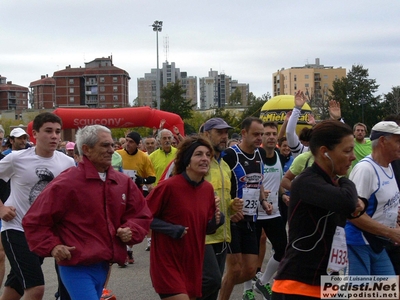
273, 58, 346, 99
137, 61, 197, 108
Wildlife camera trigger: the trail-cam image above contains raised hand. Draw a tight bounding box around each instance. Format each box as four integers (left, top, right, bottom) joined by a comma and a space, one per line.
307, 114, 316, 126
294, 90, 307, 108
329, 100, 341, 120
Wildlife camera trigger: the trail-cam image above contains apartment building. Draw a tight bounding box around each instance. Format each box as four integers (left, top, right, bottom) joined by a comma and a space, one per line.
137, 61, 197, 108
199, 69, 249, 109
29, 75, 55, 109
30, 56, 130, 109
272, 58, 346, 98
0, 76, 29, 113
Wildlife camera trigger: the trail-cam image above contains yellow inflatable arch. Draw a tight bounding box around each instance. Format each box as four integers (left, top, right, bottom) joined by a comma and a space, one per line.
259, 95, 312, 136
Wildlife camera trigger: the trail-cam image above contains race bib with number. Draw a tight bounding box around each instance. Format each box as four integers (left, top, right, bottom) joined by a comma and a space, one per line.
242, 188, 260, 217
327, 226, 348, 275
123, 169, 137, 181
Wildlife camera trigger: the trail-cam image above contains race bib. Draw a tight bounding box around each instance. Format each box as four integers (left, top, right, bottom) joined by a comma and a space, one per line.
242, 188, 260, 217
327, 226, 348, 275
383, 198, 399, 228
267, 191, 279, 215
123, 169, 137, 181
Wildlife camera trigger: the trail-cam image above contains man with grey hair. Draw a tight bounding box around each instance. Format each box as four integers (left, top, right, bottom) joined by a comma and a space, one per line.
0, 112, 75, 300
346, 121, 400, 276
23, 125, 152, 300
149, 129, 177, 186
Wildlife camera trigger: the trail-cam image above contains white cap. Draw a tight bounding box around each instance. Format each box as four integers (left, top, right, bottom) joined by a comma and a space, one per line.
370, 121, 400, 140
10, 128, 28, 138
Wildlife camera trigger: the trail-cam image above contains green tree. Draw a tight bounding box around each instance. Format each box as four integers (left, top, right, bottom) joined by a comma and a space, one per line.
240, 92, 271, 121
381, 86, 400, 116
184, 111, 207, 135
160, 80, 196, 120
228, 88, 242, 106
329, 64, 382, 128
210, 108, 241, 132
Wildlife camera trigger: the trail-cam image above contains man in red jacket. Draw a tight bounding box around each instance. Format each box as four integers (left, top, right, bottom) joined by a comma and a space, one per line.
23, 124, 152, 300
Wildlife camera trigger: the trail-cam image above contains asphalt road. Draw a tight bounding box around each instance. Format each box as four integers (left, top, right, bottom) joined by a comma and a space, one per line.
5, 239, 271, 300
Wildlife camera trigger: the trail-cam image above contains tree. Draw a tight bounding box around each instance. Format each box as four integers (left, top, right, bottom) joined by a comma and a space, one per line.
240, 92, 271, 121
228, 88, 242, 106
210, 108, 241, 133
184, 111, 207, 135
304, 86, 330, 120
381, 86, 400, 116
160, 80, 196, 120
329, 64, 382, 128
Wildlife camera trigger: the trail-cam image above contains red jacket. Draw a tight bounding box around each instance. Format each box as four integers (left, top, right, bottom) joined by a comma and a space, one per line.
22, 156, 152, 266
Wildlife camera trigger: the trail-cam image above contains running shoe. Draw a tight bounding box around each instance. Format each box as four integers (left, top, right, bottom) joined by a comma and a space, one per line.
101, 288, 117, 300
254, 279, 272, 300
127, 251, 134, 264
242, 289, 255, 300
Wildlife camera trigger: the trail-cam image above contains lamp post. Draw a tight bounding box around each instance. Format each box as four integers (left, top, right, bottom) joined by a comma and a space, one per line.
152, 20, 163, 110
360, 98, 367, 124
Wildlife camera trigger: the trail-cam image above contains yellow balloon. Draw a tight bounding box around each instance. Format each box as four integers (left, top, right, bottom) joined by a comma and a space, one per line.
260, 95, 312, 136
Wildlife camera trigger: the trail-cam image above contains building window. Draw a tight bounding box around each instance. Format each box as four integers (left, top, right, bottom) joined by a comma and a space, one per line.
294, 84, 297, 90
294, 75, 297, 82
113, 86, 118, 92
100, 86, 105, 92
100, 96, 105, 101
69, 87, 74, 93
305, 83, 309, 87
324, 75, 328, 79
69, 97, 74, 103
113, 77, 118, 82
324, 83, 329, 88
113, 96, 118, 101
69, 79, 74, 84
100, 77, 105, 83
305, 75, 309, 79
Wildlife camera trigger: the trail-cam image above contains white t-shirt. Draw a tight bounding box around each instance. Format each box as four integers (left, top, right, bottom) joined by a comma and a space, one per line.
0, 147, 75, 232
258, 151, 283, 220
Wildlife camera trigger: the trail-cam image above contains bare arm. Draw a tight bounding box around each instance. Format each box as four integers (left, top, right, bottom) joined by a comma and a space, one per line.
350, 213, 400, 244
281, 169, 296, 191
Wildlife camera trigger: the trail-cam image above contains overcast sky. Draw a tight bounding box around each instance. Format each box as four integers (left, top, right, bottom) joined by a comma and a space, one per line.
1, 0, 399, 106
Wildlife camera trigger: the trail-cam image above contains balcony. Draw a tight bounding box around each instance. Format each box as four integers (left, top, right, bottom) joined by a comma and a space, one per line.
86, 99, 99, 105
86, 91, 98, 95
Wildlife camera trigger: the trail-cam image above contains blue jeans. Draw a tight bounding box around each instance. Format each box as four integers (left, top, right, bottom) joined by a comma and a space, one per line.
347, 245, 395, 275
59, 262, 109, 300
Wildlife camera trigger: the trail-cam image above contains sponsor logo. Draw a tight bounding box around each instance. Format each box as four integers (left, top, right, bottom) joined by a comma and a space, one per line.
239, 173, 263, 183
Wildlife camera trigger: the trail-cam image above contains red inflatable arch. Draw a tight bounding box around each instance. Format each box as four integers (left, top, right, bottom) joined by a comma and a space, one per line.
26, 107, 185, 144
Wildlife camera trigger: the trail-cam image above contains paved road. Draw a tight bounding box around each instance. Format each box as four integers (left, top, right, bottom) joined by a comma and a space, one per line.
11, 239, 271, 300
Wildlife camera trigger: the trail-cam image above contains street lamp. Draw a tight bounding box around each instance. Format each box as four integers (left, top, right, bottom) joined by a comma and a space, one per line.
360, 98, 367, 124
152, 20, 163, 110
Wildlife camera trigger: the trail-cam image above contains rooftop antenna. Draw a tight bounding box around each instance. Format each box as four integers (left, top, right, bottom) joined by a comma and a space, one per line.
164, 35, 169, 63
